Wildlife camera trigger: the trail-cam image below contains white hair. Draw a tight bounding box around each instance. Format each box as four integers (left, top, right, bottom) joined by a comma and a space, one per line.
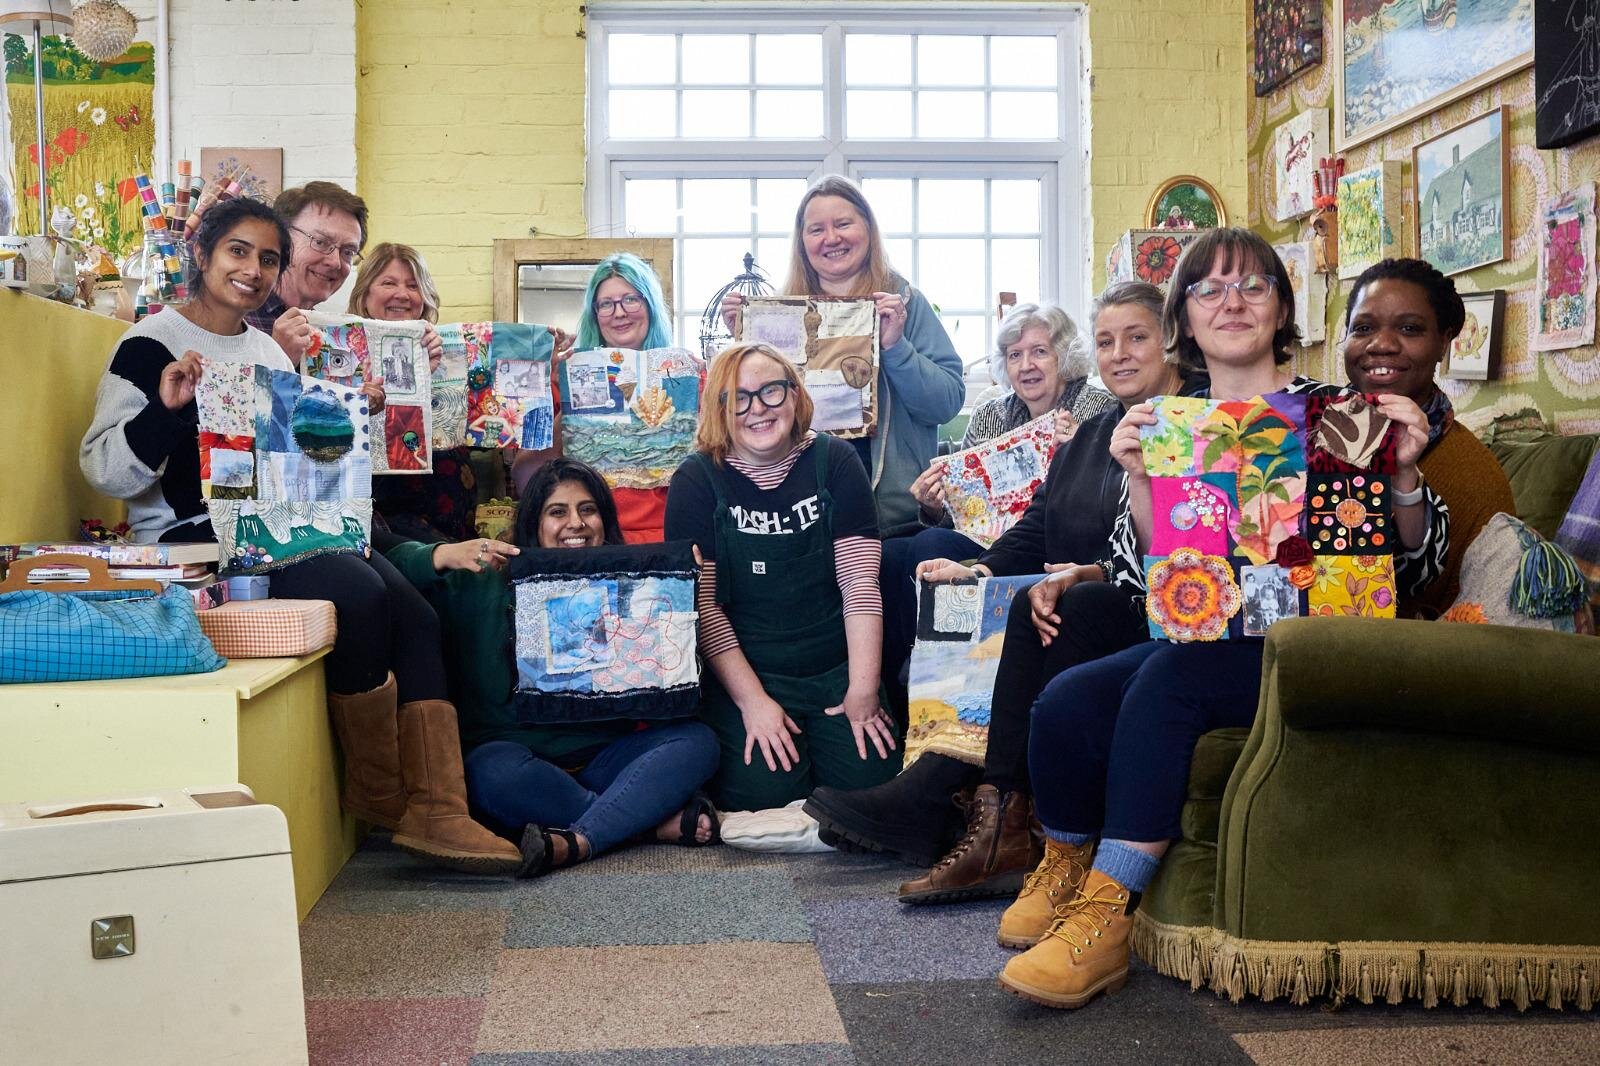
989, 302, 1090, 390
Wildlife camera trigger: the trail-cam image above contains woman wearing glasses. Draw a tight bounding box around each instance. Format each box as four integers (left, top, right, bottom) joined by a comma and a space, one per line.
665, 342, 902, 812
994, 229, 1448, 1009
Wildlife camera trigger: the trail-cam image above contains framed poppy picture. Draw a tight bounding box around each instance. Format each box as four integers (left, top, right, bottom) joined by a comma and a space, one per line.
1444, 289, 1504, 381
1145, 176, 1226, 230
1106, 228, 1210, 293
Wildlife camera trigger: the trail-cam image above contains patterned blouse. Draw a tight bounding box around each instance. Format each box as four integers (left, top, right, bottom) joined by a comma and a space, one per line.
959, 377, 1118, 449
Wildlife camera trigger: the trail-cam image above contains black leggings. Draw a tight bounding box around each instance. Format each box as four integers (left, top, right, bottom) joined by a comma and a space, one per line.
269, 549, 447, 702
983, 580, 1148, 794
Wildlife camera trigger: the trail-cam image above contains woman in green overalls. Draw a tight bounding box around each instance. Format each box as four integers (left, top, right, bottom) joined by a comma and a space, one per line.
665, 342, 902, 811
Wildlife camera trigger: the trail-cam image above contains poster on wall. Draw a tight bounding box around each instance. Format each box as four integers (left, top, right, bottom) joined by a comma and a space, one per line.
1335, 0, 1534, 150
1273, 108, 1329, 221
1534, 0, 1600, 149
1413, 107, 1508, 277
1253, 0, 1323, 96
1531, 183, 1597, 353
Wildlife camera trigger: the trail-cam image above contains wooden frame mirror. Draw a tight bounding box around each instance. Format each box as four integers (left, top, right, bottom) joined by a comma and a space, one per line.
491, 238, 676, 327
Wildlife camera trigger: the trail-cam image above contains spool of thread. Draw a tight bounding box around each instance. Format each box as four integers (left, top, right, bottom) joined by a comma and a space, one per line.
160, 182, 175, 205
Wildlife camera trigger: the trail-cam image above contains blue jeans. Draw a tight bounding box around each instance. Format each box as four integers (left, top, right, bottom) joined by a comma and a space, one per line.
464, 721, 720, 855
880, 526, 986, 690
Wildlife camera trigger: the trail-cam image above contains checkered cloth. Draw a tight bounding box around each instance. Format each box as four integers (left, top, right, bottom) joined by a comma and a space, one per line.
0, 586, 226, 683
197, 599, 337, 659
1554, 446, 1600, 613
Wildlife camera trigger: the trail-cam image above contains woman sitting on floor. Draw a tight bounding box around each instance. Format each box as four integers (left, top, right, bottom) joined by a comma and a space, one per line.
665, 342, 901, 812
382, 457, 720, 878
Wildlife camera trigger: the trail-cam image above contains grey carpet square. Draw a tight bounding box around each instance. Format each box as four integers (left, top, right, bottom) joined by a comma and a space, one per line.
563, 842, 789, 877
311, 843, 517, 915
471, 1046, 856, 1065
805, 896, 1014, 984
784, 848, 920, 901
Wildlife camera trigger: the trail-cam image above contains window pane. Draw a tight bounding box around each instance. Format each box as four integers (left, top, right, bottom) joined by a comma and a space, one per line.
682, 35, 748, 84
990, 36, 1057, 86
755, 90, 823, 137
991, 180, 1041, 234
682, 238, 754, 315
884, 237, 915, 277
917, 238, 986, 310
992, 239, 1041, 304
846, 34, 911, 85
918, 179, 985, 233
847, 90, 913, 138
860, 178, 913, 233
917, 90, 985, 139
682, 179, 753, 233
608, 34, 675, 85
609, 90, 676, 138
991, 91, 1058, 139
756, 178, 808, 232
757, 236, 792, 286
624, 179, 679, 233
916, 36, 984, 86
756, 34, 822, 84
682, 89, 750, 137
941, 314, 989, 366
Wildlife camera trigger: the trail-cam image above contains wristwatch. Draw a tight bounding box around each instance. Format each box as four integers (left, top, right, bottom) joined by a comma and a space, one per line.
1391, 471, 1426, 507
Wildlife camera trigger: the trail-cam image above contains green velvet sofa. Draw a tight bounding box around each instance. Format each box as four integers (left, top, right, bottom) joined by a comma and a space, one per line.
1134, 431, 1600, 1010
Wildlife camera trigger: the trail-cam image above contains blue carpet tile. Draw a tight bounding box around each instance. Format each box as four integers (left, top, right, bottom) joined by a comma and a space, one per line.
804, 895, 1014, 984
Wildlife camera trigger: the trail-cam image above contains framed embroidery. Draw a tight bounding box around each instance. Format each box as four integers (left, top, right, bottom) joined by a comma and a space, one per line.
304, 312, 433, 474
559, 346, 703, 490
931, 413, 1057, 549
1336, 161, 1405, 280
198, 359, 372, 575
1254, 0, 1321, 96
1274, 241, 1327, 344
510, 542, 700, 724
465, 322, 555, 448
738, 296, 880, 439
1531, 184, 1598, 353
1272, 108, 1328, 222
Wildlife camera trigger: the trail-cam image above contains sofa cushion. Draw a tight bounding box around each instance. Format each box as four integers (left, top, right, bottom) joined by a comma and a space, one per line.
1555, 444, 1600, 616
1442, 512, 1591, 634
1488, 432, 1600, 540
1180, 727, 1250, 844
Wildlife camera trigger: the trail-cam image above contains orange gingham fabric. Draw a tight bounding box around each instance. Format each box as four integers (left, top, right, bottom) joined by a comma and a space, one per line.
197, 599, 337, 659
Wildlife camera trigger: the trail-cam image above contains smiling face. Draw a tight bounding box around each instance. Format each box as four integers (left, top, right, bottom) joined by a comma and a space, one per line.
1004, 324, 1064, 411
196, 218, 283, 317
729, 352, 796, 464
1182, 250, 1287, 373
1094, 303, 1174, 405
1343, 278, 1450, 401
361, 257, 423, 321
801, 194, 869, 293
279, 203, 361, 308
538, 480, 606, 549
594, 275, 650, 349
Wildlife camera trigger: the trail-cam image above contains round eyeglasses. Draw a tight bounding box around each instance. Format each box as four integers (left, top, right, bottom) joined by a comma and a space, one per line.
1185, 273, 1277, 309
724, 378, 792, 415
595, 293, 644, 316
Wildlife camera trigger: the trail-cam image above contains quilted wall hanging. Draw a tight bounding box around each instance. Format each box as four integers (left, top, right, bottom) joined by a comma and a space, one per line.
509, 541, 700, 724
932, 413, 1057, 549
559, 346, 703, 489
466, 322, 555, 449
303, 312, 432, 474
432, 321, 487, 449
1138, 390, 1399, 642
197, 358, 372, 575
737, 296, 880, 439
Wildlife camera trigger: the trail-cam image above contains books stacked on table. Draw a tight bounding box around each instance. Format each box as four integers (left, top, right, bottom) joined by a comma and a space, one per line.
11, 543, 231, 611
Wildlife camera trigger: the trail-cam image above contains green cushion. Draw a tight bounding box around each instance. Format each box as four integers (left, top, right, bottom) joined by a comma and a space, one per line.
1140, 837, 1218, 929
1489, 433, 1600, 540
1179, 728, 1250, 844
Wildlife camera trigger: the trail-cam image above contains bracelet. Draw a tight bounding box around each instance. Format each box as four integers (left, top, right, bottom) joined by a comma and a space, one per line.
1094, 559, 1114, 583
1391, 472, 1426, 507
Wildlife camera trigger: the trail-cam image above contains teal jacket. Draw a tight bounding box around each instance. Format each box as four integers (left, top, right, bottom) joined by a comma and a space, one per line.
870, 284, 966, 537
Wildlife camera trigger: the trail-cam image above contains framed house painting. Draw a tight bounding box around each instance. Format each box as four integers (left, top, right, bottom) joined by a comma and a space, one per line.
1254, 0, 1323, 96
1335, 0, 1534, 150
1413, 106, 1508, 276
1445, 289, 1505, 380
1535, 0, 1600, 149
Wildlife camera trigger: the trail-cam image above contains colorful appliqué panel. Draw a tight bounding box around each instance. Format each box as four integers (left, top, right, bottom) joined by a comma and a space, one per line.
1532, 183, 1598, 353
933, 413, 1057, 549
739, 296, 880, 439
304, 312, 433, 474
559, 346, 703, 490
465, 322, 555, 449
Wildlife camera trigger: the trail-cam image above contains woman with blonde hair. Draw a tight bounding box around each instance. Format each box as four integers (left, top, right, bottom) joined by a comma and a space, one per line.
665, 342, 902, 810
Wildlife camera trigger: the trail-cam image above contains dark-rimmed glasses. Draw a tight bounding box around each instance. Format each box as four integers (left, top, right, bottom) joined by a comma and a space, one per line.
595, 293, 644, 316
723, 378, 792, 415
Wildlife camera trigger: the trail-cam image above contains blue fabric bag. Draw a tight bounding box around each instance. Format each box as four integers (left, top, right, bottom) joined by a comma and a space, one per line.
0, 555, 226, 684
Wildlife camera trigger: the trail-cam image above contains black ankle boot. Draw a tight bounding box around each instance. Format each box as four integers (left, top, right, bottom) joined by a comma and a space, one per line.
804, 753, 983, 866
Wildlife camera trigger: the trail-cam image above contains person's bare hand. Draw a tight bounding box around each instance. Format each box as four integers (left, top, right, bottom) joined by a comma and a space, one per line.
742, 696, 802, 772
872, 291, 909, 350
159, 350, 203, 411
825, 687, 897, 760
910, 461, 948, 515
1110, 403, 1158, 480
719, 291, 747, 334
549, 325, 575, 363
420, 322, 444, 373
1029, 565, 1088, 646
360, 379, 386, 414
273, 307, 313, 366
915, 557, 981, 585
433, 538, 519, 574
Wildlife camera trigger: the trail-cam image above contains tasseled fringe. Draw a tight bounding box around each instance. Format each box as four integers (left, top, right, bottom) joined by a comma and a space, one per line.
1510, 537, 1586, 618
1129, 915, 1600, 1012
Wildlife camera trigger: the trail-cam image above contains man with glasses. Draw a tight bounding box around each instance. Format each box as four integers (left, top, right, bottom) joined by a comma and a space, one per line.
242, 181, 370, 365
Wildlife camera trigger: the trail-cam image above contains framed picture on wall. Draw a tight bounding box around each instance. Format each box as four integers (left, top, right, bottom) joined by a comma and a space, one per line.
1253, 0, 1322, 96
199, 148, 285, 203
1445, 289, 1505, 381
1535, 1, 1600, 149
1144, 176, 1226, 229
1413, 107, 1508, 276
1334, 0, 1533, 150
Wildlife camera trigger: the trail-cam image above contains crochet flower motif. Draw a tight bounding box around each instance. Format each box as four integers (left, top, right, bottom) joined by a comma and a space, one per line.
1441, 601, 1488, 625
1147, 547, 1241, 641
1135, 235, 1184, 286
1544, 218, 1585, 300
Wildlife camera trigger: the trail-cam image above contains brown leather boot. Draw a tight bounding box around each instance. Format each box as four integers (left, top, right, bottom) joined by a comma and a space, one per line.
898, 784, 1042, 904
392, 700, 522, 874
997, 836, 1095, 949
998, 869, 1136, 1009
327, 674, 407, 830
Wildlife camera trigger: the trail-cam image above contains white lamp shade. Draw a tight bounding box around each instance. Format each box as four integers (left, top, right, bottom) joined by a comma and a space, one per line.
0, 0, 75, 34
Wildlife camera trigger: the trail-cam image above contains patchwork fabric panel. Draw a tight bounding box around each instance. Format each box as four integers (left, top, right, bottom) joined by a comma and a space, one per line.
305, 312, 433, 475
433, 322, 488, 450
1151, 475, 1232, 556
1306, 554, 1398, 618
559, 347, 703, 490
510, 541, 700, 724
1307, 473, 1391, 554
198, 358, 372, 575
1145, 548, 1242, 641
931, 413, 1057, 549
466, 322, 555, 449
739, 296, 880, 439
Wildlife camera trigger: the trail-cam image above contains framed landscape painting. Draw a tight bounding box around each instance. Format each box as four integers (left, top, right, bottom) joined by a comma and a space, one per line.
1413, 107, 1508, 276
1254, 0, 1323, 96
1335, 0, 1534, 150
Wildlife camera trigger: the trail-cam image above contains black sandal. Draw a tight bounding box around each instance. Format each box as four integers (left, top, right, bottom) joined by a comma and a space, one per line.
516, 825, 589, 878
674, 791, 721, 848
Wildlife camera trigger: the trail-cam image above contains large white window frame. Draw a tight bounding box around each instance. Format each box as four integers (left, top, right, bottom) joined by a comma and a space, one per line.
585, 2, 1090, 352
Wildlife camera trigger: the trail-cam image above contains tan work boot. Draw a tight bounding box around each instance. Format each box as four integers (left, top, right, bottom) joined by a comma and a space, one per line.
392, 700, 522, 875
997, 836, 1095, 949
898, 784, 1042, 903
327, 674, 407, 830
998, 869, 1136, 1009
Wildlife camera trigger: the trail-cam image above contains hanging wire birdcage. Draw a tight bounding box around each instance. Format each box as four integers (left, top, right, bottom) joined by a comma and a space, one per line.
698, 252, 772, 362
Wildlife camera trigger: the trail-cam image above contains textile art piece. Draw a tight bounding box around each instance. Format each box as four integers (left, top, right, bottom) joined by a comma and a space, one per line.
1535, 0, 1600, 149
1531, 184, 1597, 353
905, 573, 1041, 766
559, 346, 703, 489
466, 322, 555, 448
304, 313, 432, 474
1336, 161, 1405, 280
1105, 228, 1211, 291
509, 542, 700, 724
1253, 0, 1321, 96
930, 413, 1057, 549
433, 322, 489, 449
197, 359, 372, 575
1272, 108, 1329, 221
738, 296, 880, 438
1138, 390, 1398, 640
1274, 241, 1327, 344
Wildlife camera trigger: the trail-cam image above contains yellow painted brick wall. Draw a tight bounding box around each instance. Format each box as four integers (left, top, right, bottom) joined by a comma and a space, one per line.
356, 0, 1248, 319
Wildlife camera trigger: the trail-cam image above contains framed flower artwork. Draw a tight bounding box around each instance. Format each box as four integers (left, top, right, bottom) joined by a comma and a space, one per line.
1445, 289, 1505, 381
1106, 228, 1210, 292
1532, 184, 1597, 353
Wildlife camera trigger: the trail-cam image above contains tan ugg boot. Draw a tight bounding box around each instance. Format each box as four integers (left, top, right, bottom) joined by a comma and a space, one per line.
998, 869, 1135, 1009
997, 836, 1095, 949
327, 674, 408, 830
392, 700, 522, 874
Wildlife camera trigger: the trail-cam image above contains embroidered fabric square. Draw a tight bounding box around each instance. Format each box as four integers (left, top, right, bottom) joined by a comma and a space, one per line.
466, 322, 555, 448
305, 312, 433, 475
739, 296, 880, 439
1145, 548, 1241, 641
1307, 554, 1397, 618
433, 322, 488, 449
908, 574, 1041, 736
1307, 473, 1391, 554
1139, 395, 1213, 476
560, 347, 703, 489
1307, 392, 1397, 473
1151, 475, 1231, 556
933, 413, 1058, 549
